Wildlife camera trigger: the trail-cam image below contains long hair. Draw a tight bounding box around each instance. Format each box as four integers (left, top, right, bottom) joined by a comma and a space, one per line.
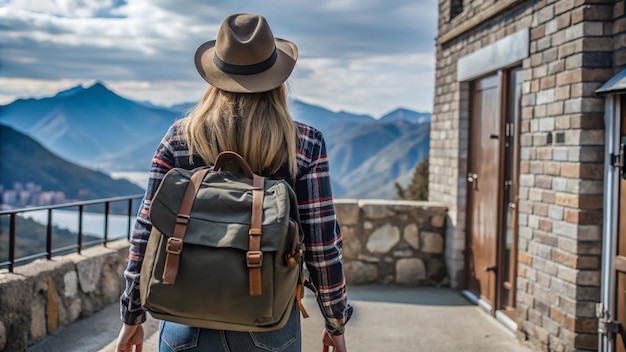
180, 84, 298, 177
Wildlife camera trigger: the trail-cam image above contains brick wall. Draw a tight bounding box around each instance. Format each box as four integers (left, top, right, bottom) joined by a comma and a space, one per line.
431, 0, 617, 350
615, 0, 626, 65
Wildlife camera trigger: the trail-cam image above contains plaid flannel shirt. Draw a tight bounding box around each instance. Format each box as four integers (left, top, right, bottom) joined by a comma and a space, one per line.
120, 120, 352, 335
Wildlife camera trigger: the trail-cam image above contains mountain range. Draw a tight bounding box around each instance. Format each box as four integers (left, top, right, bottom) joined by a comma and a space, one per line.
0, 82, 430, 199
0, 83, 180, 164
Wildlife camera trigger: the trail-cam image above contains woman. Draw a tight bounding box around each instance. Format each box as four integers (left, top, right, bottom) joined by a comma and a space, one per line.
115, 13, 352, 352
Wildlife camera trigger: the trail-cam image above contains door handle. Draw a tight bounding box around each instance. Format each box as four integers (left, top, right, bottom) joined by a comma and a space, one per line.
485, 265, 497, 273
467, 173, 478, 190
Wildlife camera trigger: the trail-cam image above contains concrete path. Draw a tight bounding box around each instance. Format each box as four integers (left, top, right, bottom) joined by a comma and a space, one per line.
28, 286, 535, 352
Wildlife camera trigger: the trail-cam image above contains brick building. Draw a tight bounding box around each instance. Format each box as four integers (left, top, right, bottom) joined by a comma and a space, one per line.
430, 0, 626, 350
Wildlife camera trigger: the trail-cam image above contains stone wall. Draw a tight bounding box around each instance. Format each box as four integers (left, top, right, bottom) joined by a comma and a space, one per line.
336, 200, 449, 287
0, 240, 128, 352
0, 201, 448, 350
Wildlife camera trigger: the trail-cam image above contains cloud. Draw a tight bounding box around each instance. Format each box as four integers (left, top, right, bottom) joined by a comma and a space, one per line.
148, 0, 438, 57
0, 0, 438, 114
6, 0, 127, 18
293, 53, 435, 116
0, 78, 88, 103
0, 6, 201, 80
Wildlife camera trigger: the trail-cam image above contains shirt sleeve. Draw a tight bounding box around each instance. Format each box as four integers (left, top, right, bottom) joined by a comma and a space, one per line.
296, 131, 353, 335
119, 128, 176, 325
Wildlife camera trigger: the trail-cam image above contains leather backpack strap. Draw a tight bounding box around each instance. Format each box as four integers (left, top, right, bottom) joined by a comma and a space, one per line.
214, 151, 255, 177
162, 168, 210, 284
322, 330, 335, 352
247, 174, 265, 296
213, 151, 266, 296
295, 273, 309, 318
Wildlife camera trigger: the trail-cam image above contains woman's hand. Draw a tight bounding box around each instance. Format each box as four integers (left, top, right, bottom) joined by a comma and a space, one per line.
115, 323, 144, 352
322, 328, 347, 352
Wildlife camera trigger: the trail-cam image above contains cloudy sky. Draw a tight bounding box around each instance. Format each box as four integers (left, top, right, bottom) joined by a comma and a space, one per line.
0, 0, 438, 117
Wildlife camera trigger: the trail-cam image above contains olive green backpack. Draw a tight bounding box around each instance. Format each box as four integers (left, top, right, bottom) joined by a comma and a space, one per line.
140, 151, 308, 331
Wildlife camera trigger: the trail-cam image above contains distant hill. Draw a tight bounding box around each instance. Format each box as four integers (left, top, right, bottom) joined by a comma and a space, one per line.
0, 124, 144, 200
0, 216, 99, 263
0, 83, 432, 199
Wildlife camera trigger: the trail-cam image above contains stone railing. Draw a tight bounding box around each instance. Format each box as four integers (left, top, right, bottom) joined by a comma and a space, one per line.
336, 200, 448, 286
0, 241, 129, 352
0, 200, 447, 351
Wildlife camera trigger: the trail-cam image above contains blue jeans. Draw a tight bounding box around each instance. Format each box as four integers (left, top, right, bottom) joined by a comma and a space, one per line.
159, 304, 302, 351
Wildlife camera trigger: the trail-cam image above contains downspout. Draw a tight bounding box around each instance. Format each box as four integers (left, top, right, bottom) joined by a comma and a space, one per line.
599, 95, 619, 352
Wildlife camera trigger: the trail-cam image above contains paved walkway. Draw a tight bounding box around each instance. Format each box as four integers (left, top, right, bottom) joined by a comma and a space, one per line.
28, 286, 535, 352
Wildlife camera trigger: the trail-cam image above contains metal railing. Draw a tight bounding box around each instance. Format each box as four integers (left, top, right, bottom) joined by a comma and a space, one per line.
0, 194, 143, 273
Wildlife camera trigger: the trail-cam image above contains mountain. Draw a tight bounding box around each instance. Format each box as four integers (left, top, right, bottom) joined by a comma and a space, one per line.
0, 82, 178, 165
327, 120, 430, 199
337, 124, 430, 198
163, 99, 376, 133
288, 100, 374, 133
168, 102, 196, 115
0, 124, 144, 200
379, 108, 431, 124
325, 119, 416, 178
96, 136, 162, 171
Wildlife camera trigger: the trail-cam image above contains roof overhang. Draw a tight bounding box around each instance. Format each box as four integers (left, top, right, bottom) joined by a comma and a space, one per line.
596, 68, 626, 95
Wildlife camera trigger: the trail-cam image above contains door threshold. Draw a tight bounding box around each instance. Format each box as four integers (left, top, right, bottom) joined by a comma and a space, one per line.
461, 290, 518, 333
495, 310, 518, 332
462, 290, 492, 312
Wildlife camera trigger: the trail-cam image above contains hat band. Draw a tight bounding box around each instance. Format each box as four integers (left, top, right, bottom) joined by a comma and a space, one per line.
213, 48, 278, 76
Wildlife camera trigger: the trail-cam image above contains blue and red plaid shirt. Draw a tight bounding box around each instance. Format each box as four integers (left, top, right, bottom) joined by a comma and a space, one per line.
120, 120, 352, 335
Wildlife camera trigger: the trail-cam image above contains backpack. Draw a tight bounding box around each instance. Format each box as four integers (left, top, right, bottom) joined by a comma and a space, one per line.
139, 151, 309, 331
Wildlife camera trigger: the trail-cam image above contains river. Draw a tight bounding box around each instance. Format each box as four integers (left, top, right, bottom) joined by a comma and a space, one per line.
22, 209, 136, 240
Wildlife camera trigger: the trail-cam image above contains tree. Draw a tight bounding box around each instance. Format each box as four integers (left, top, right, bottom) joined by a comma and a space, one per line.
395, 157, 429, 201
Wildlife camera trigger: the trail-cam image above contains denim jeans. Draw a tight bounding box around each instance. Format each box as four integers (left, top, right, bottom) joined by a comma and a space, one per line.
159, 303, 302, 352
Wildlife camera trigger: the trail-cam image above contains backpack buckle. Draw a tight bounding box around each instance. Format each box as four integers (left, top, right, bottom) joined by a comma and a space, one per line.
247, 251, 263, 268
286, 244, 304, 268
166, 237, 183, 254
175, 214, 190, 225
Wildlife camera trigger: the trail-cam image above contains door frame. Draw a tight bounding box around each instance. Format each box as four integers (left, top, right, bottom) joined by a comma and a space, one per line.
496, 67, 523, 318
598, 93, 622, 352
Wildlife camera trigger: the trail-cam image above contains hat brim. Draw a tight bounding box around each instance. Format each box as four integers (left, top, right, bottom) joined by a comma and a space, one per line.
194, 38, 298, 93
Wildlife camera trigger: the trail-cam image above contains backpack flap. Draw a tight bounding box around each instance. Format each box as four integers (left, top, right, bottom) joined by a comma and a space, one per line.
149, 168, 293, 252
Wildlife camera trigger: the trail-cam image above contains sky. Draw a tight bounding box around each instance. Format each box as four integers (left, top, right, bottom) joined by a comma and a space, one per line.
0, 0, 438, 117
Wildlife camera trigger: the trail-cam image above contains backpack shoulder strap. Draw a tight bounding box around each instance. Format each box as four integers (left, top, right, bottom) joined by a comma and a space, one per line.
162, 168, 210, 284
247, 173, 265, 296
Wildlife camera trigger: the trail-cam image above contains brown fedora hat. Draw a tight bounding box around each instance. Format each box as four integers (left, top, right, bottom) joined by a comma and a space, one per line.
194, 13, 298, 93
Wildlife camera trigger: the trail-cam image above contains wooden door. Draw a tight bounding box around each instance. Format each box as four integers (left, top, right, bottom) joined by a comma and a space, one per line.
615, 95, 626, 352
467, 74, 501, 305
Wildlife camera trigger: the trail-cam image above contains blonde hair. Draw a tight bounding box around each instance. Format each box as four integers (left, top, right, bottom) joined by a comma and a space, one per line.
180, 84, 298, 177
